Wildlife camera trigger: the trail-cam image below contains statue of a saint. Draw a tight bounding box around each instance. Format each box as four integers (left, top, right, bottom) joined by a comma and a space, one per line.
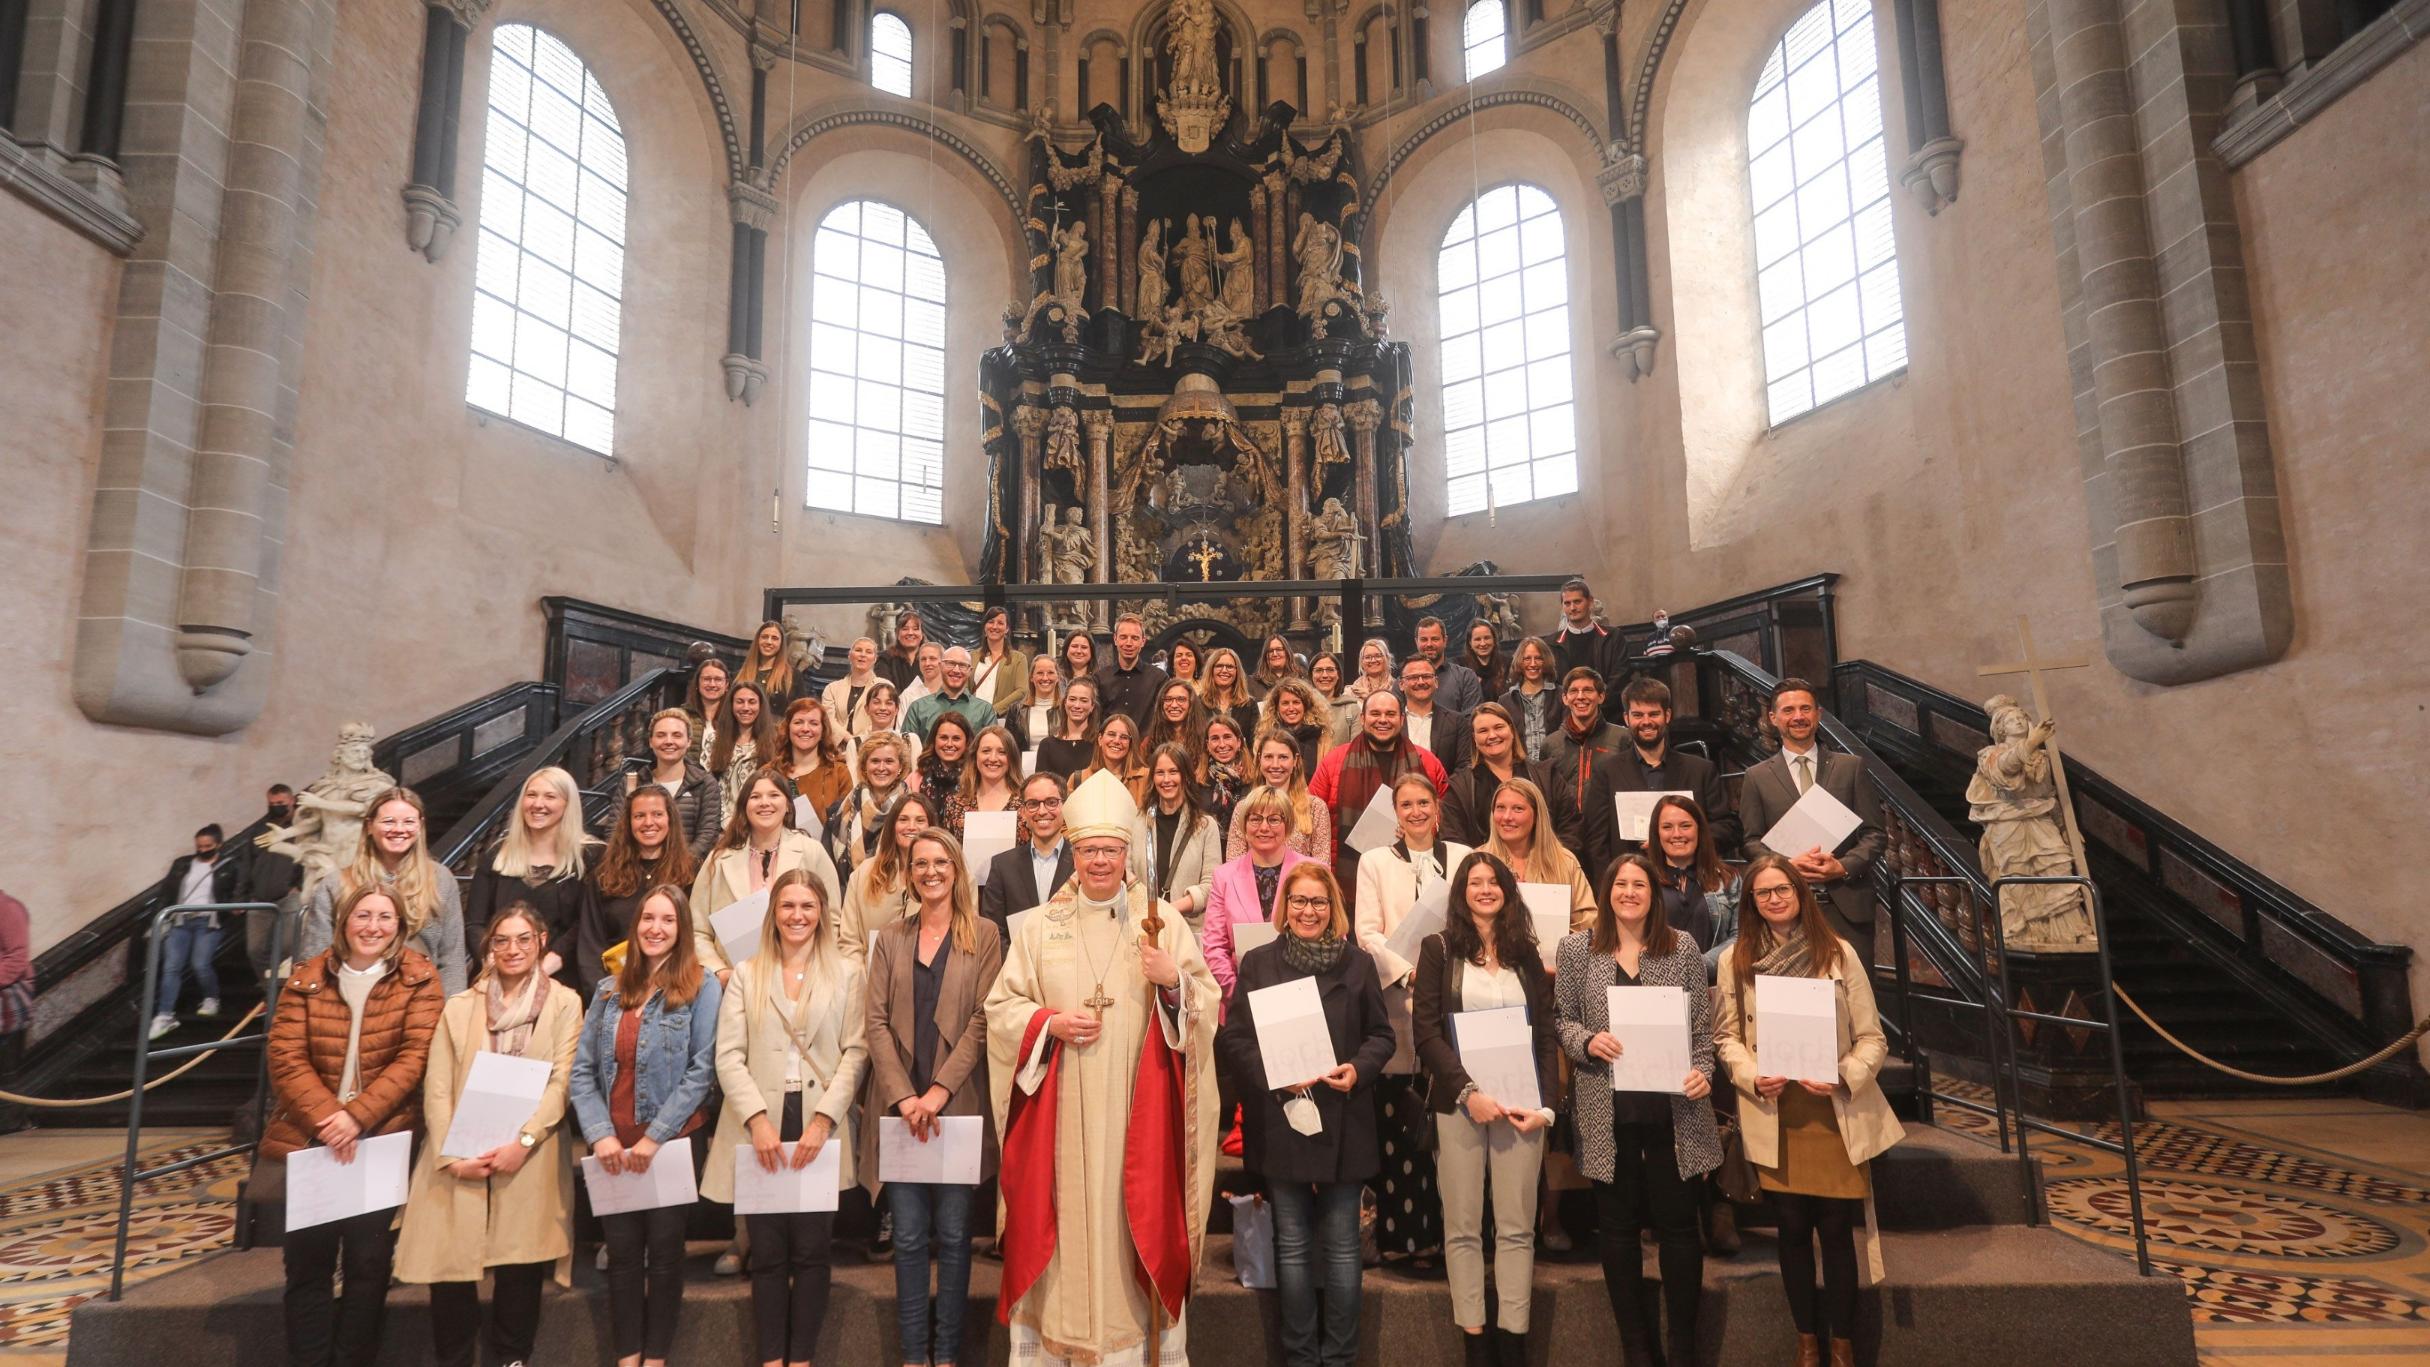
1293, 211, 1344, 320
1216, 218, 1255, 318
1044, 407, 1083, 473
1166, 0, 1221, 93
1137, 218, 1169, 318
1306, 498, 1361, 625
257, 722, 397, 899
1174, 213, 1216, 312
1039, 504, 1098, 630
1309, 402, 1349, 472
1967, 696, 2098, 949
1051, 218, 1089, 311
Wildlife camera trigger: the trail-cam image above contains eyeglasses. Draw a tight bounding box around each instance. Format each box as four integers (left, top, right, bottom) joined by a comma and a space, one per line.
1284, 895, 1331, 912
1751, 885, 1799, 902
1021, 797, 1063, 809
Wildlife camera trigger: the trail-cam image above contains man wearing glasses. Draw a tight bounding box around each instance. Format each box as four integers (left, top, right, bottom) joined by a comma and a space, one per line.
979, 772, 1075, 938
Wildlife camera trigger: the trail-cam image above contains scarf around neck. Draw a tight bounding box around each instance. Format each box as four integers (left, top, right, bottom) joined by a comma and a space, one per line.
485, 971, 545, 1057
1752, 924, 1821, 981
1280, 930, 1347, 975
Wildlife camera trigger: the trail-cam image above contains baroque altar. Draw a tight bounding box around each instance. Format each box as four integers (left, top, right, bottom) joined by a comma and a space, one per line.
977, 0, 1416, 645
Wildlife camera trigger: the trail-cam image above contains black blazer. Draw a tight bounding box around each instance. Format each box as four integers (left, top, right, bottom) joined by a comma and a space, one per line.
978, 840, 1074, 938
1405, 705, 1472, 776
154, 853, 242, 911
1597, 744, 1742, 857
1440, 757, 1584, 855
1215, 941, 1397, 1184
1411, 933, 1562, 1116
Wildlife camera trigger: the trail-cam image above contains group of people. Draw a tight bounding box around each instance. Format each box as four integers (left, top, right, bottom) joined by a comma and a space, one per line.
243, 576, 1900, 1367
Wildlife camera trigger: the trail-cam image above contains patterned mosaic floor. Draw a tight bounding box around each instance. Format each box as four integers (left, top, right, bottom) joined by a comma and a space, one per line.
0, 1132, 247, 1355
1933, 1085, 2430, 1363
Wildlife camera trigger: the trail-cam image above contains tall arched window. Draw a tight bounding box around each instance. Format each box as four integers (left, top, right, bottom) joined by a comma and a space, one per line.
1462, 1, 1506, 80
1438, 184, 1575, 516
1747, 0, 1905, 425
466, 24, 628, 456
871, 12, 913, 96
807, 201, 946, 524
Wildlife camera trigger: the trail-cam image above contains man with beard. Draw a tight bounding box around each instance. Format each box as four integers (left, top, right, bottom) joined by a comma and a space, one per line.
1738, 677, 1885, 961
1410, 616, 1484, 714
1395, 655, 1471, 774
1307, 689, 1450, 885
1591, 678, 1739, 855
1548, 579, 1625, 718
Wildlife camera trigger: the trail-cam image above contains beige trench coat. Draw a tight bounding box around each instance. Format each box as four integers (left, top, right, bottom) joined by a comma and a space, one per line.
701, 956, 870, 1203
1713, 936, 1905, 1168
691, 830, 843, 975
393, 981, 584, 1286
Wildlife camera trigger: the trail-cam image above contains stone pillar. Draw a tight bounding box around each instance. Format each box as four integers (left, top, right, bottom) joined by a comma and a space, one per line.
1346, 399, 1380, 559
1266, 169, 1288, 309
1118, 183, 1139, 314
724, 177, 777, 403
1083, 185, 1106, 312
403, 0, 479, 263
1096, 171, 1120, 313
1014, 404, 1048, 584
1317, 0, 1342, 112
1248, 182, 1270, 313
1083, 410, 1113, 629
1893, 0, 1963, 215
1281, 407, 1310, 628
1597, 151, 1657, 380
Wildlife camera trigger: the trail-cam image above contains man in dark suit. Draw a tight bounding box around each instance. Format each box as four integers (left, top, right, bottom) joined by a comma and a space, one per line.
979, 771, 1076, 939
1394, 655, 1471, 775
1595, 677, 1741, 854
1738, 677, 1886, 963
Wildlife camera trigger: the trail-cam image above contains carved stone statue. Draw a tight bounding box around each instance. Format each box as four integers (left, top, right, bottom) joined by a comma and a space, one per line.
1045, 406, 1082, 473
1967, 696, 2098, 949
1051, 218, 1089, 311
1166, 0, 1221, 94
1306, 497, 1360, 624
256, 721, 396, 899
1039, 503, 1098, 631
1175, 213, 1216, 312
1294, 211, 1344, 321
867, 601, 902, 647
1134, 300, 1199, 367
1309, 402, 1349, 473
1137, 218, 1169, 318
1216, 218, 1255, 318
1478, 589, 1522, 639
1197, 295, 1263, 359
784, 619, 823, 677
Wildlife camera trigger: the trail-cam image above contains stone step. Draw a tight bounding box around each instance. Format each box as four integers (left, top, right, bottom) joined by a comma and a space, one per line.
73, 1224, 2191, 1367
1867, 1122, 2042, 1229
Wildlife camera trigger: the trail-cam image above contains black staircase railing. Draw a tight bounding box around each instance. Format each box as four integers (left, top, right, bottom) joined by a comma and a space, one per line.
435, 665, 694, 873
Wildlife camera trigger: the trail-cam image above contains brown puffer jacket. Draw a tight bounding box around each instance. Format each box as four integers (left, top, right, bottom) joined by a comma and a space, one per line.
262, 948, 444, 1160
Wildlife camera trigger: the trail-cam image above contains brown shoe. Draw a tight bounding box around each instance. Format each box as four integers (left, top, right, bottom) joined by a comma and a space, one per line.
1794, 1333, 1822, 1367
1828, 1340, 1854, 1367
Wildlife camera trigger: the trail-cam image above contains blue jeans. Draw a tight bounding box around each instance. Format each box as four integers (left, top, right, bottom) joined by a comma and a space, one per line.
889, 1180, 975, 1364
156, 915, 224, 1015
1268, 1181, 1364, 1367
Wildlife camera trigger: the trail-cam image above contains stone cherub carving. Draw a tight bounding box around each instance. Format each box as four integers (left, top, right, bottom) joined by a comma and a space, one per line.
1039, 503, 1098, 631
1967, 695, 2098, 949
257, 721, 397, 899
1134, 301, 1200, 366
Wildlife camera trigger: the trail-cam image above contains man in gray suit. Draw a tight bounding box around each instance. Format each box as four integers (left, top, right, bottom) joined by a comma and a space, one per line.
1738, 677, 1885, 964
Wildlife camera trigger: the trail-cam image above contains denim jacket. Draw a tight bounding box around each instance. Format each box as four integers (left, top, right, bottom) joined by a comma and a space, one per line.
570, 974, 723, 1146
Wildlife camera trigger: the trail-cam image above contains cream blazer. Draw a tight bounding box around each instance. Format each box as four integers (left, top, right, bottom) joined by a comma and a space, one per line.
1354, 840, 1470, 1075
690, 830, 842, 975
1712, 937, 1905, 1169
393, 981, 583, 1286
1128, 807, 1222, 926
701, 955, 870, 1201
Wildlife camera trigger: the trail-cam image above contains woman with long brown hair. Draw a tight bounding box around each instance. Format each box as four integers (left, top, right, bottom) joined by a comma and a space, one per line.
738, 619, 800, 710
839, 791, 939, 965
578, 786, 698, 986
917, 711, 978, 831
1034, 674, 1101, 781
971, 605, 1030, 712
1497, 637, 1561, 764
952, 724, 1024, 831
1197, 713, 1252, 835
1249, 633, 1298, 700
299, 786, 469, 994
1142, 677, 1210, 767
1262, 675, 1333, 765
692, 770, 843, 980
1197, 647, 1261, 739
1132, 743, 1221, 929
1077, 711, 1150, 809
1463, 620, 1510, 700
686, 657, 732, 769
1715, 856, 1903, 1367
571, 884, 721, 1367
714, 681, 782, 825
1646, 794, 1738, 971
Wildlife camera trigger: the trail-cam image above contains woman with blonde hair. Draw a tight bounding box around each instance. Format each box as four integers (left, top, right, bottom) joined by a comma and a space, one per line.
828, 731, 913, 872
1002, 653, 1064, 753
705, 866, 868, 1367
715, 682, 782, 824
1201, 785, 1310, 1003
1225, 729, 1332, 862
395, 904, 584, 1367
300, 786, 469, 994
1197, 647, 1260, 739
1715, 857, 1902, 1367
1481, 778, 1595, 926
693, 770, 843, 980
865, 830, 1002, 1367
822, 636, 883, 738
1349, 638, 1396, 703
467, 765, 595, 985
739, 619, 801, 710
570, 884, 721, 1367
776, 698, 853, 832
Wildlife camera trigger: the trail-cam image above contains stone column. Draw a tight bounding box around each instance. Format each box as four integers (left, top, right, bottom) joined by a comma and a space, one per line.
1118, 183, 1139, 314
724, 177, 777, 403
1893, 0, 1963, 214
1281, 407, 1310, 628
1346, 399, 1380, 561
403, 0, 481, 262
1248, 181, 1269, 313
1597, 151, 1657, 380
1084, 185, 1106, 312
1266, 169, 1288, 309
1317, 0, 1342, 113
1083, 410, 1113, 629
1096, 171, 1120, 313
1014, 405, 1048, 584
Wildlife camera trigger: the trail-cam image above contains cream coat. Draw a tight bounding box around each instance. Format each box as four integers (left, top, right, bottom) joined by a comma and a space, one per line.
690, 830, 842, 975
1128, 806, 1222, 925
393, 980, 584, 1287
840, 861, 915, 968
1712, 936, 1904, 1169
701, 955, 870, 1202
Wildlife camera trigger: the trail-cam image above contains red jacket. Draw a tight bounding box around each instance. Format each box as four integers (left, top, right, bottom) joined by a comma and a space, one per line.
1307, 736, 1450, 868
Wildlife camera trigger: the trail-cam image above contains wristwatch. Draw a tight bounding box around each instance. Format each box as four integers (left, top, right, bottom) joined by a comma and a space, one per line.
516, 1131, 538, 1150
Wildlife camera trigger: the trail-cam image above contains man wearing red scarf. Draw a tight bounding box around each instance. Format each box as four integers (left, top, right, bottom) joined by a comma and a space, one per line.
1307, 689, 1450, 886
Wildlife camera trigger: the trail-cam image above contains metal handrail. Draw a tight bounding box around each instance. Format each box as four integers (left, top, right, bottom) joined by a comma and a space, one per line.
1886, 873, 2021, 1151
111, 900, 285, 1300
432, 665, 683, 870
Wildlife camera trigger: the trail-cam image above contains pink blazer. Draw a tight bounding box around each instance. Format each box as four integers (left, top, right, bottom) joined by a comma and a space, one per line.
1201, 847, 1310, 1004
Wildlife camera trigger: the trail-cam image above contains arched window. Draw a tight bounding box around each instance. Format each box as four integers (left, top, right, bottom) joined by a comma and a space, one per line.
1438, 184, 1575, 516
1463, 0, 1506, 80
807, 201, 947, 524
1747, 0, 1906, 425
466, 25, 628, 456
871, 12, 913, 96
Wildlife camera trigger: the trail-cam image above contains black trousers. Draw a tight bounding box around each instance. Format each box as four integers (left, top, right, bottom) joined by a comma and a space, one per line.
1770, 1191, 1862, 1340
282, 1206, 396, 1367
429, 1259, 548, 1367
1592, 1121, 1703, 1361
602, 1137, 705, 1360
748, 1092, 835, 1363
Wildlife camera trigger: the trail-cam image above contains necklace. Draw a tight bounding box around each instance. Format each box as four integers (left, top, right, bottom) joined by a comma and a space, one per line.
1075, 897, 1128, 1020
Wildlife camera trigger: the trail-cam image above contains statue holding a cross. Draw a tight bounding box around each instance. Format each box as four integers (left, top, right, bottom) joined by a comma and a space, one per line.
1973, 617, 2099, 950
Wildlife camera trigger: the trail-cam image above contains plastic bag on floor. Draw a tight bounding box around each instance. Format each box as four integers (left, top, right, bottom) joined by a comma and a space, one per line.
1229, 1193, 1276, 1289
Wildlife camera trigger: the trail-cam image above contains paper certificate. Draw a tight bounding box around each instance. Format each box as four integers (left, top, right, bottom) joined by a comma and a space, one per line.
1022, 750, 1042, 780
285, 1131, 412, 1232
1382, 876, 1453, 974
438, 1051, 554, 1158
1606, 986, 1691, 1093
1247, 976, 1339, 1091
791, 795, 827, 843
1453, 1005, 1540, 1111
1232, 920, 1279, 957
711, 888, 772, 967
1613, 790, 1693, 844
1006, 907, 1035, 945
1760, 781, 1864, 860
1518, 882, 1573, 951
1343, 785, 1400, 854
1755, 974, 1841, 1085
732, 1138, 842, 1214
580, 1135, 699, 1215
964, 810, 1020, 886
877, 1115, 984, 1186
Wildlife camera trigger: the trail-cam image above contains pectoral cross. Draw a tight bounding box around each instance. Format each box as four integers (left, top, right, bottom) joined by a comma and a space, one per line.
1083, 983, 1115, 1019
1978, 615, 2094, 875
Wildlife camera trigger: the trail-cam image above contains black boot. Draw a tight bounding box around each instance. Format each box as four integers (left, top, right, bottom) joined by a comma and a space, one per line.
1495, 1327, 1529, 1367
1462, 1329, 1494, 1367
